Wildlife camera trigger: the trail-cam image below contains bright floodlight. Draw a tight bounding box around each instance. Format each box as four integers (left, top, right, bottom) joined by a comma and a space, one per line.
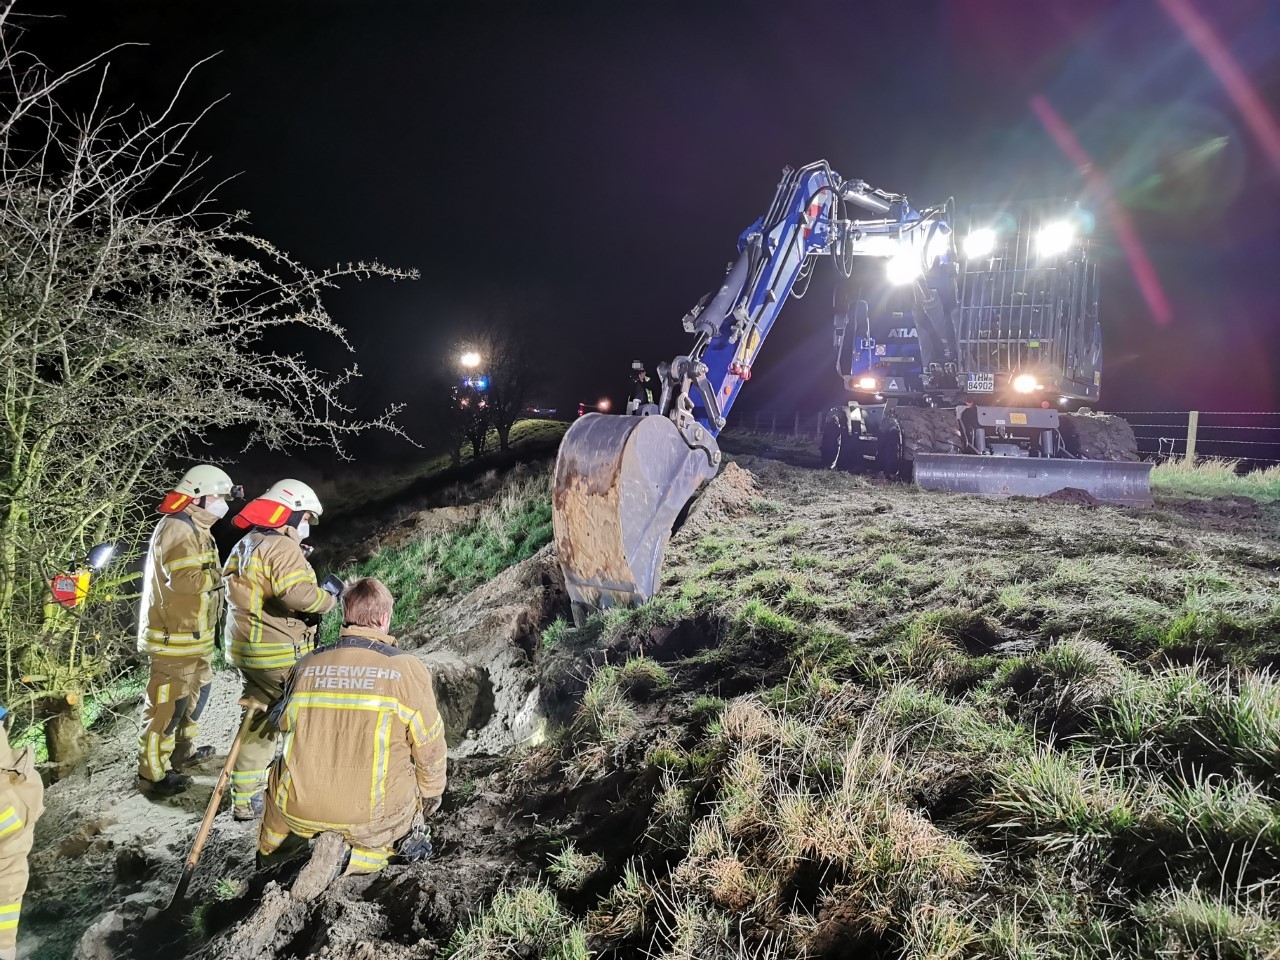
1036, 220, 1075, 257
597, 398, 612, 412
1012, 374, 1039, 394
886, 251, 921, 285
963, 227, 997, 259
856, 376, 878, 391
926, 227, 952, 266
86, 542, 116, 571
459, 350, 482, 369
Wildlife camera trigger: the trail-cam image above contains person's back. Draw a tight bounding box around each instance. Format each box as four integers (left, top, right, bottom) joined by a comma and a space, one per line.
270, 632, 440, 845
259, 577, 446, 880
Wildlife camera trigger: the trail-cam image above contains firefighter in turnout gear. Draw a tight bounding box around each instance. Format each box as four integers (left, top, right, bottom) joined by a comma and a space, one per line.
257, 577, 446, 889
223, 479, 336, 820
0, 704, 43, 960
136, 464, 240, 797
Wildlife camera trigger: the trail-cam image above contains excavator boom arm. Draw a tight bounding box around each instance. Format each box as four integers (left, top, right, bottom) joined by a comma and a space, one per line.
554, 161, 951, 622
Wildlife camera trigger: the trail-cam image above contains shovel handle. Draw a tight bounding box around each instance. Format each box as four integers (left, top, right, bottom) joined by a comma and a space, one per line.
166, 700, 266, 909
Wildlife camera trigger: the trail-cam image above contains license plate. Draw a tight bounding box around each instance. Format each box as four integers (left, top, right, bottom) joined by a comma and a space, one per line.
966, 373, 995, 393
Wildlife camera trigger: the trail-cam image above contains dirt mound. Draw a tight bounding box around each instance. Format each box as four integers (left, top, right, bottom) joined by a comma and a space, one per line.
1040, 486, 1102, 506
672, 461, 761, 543
402, 544, 568, 756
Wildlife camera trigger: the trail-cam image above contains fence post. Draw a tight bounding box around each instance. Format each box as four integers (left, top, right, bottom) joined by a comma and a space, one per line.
1185, 410, 1199, 463
770, 413, 777, 434
793, 411, 800, 437
816, 412, 823, 440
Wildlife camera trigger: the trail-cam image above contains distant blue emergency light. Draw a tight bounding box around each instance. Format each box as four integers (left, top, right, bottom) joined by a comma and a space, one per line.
462, 375, 489, 391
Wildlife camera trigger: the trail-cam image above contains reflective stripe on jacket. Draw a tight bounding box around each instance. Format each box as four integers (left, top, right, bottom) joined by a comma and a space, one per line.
136, 506, 222, 658
266, 626, 446, 849
0, 724, 44, 842
222, 526, 336, 670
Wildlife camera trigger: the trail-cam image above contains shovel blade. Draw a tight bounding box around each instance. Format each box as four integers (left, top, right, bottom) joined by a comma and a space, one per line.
553, 414, 717, 619
913, 453, 1153, 507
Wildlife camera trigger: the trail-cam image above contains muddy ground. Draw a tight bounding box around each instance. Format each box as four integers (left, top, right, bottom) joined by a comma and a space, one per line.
22, 452, 1280, 960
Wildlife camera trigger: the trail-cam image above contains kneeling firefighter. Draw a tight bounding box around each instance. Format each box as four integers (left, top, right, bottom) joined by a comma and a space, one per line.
0, 703, 43, 960
222, 479, 336, 820
136, 464, 241, 797
257, 577, 446, 892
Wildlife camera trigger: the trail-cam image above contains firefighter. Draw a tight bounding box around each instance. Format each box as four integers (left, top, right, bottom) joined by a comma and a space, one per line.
0, 704, 42, 960
257, 577, 445, 889
136, 464, 239, 797
223, 479, 336, 820
626, 360, 654, 415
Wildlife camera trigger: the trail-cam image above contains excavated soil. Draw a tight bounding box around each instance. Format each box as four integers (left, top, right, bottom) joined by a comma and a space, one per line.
670, 461, 762, 543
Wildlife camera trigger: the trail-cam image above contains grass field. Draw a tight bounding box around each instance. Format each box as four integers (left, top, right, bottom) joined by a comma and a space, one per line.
1151, 459, 1280, 503
504, 452, 1280, 959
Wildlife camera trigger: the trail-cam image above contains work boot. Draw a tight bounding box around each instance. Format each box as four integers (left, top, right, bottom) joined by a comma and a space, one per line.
136, 770, 192, 797
396, 813, 432, 863
291, 832, 350, 903
171, 744, 216, 768
232, 793, 264, 821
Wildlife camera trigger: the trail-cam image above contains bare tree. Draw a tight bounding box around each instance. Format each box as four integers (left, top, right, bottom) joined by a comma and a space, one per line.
467, 319, 541, 453
0, 16, 414, 717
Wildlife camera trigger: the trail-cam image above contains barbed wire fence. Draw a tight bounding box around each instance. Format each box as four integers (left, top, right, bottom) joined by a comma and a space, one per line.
1108, 411, 1280, 468
723, 408, 1280, 470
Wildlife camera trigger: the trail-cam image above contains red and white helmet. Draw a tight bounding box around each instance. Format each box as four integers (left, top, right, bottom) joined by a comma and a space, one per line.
232, 478, 324, 530
158, 464, 240, 514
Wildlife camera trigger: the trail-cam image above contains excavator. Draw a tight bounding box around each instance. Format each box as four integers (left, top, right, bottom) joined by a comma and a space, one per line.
552, 161, 1152, 623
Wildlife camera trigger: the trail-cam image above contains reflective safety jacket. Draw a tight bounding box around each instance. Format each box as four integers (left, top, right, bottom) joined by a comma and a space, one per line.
0, 716, 45, 861
136, 505, 223, 659
222, 526, 336, 671
266, 626, 447, 849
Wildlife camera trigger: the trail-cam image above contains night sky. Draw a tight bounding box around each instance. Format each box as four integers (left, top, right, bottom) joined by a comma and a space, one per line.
28, 0, 1280, 460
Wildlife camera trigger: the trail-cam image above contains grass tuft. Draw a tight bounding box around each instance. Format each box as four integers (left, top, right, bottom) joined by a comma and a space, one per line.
546, 841, 605, 892
447, 883, 588, 960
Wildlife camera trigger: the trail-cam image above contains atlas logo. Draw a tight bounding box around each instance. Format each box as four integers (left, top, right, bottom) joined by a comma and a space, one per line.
887, 327, 918, 339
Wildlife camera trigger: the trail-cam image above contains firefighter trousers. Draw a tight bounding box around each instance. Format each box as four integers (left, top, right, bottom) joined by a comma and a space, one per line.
0, 727, 44, 956
231, 668, 287, 808
137, 654, 214, 782
258, 796, 422, 876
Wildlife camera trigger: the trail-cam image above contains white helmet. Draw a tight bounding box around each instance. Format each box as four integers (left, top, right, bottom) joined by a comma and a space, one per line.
260, 479, 324, 517
174, 465, 236, 499
160, 464, 239, 514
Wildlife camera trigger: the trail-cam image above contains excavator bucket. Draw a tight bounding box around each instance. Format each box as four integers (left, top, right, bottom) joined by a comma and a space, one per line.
912, 453, 1153, 507
553, 414, 719, 623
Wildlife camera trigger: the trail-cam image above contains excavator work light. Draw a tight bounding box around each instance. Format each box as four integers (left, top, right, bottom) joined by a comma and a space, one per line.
856, 376, 878, 391
963, 227, 996, 259
886, 251, 921, 285
1036, 220, 1075, 257
1012, 373, 1040, 393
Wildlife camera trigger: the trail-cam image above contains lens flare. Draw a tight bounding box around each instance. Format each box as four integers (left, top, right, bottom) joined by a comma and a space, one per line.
1159, 0, 1280, 172
1030, 95, 1172, 326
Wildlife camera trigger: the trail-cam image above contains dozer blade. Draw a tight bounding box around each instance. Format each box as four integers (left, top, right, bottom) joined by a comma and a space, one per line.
913, 453, 1153, 507
553, 413, 719, 621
